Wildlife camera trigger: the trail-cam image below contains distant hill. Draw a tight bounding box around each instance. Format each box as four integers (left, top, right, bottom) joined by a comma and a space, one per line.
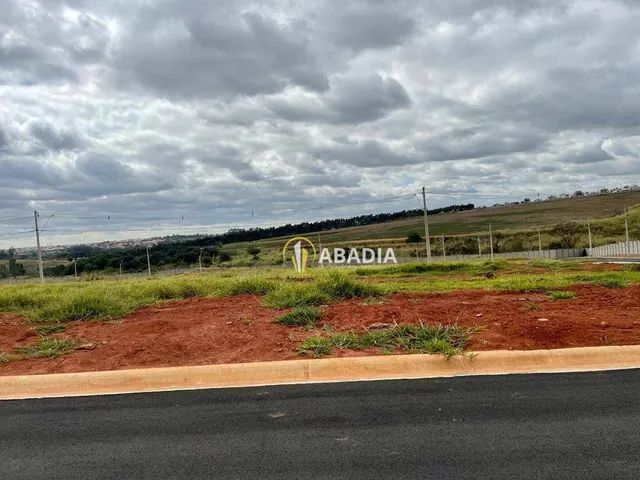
3, 188, 640, 279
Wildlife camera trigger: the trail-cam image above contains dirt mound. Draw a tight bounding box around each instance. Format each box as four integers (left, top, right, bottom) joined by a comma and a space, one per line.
2, 285, 640, 376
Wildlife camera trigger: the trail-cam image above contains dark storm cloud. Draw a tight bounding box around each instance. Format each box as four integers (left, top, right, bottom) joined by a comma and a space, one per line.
1, 0, 640, 246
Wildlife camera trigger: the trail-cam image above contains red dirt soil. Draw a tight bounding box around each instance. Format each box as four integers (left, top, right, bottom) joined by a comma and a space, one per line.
2, 285, 640, 376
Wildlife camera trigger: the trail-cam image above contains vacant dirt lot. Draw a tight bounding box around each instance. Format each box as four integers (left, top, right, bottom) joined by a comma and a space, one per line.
2, 284, 640, 375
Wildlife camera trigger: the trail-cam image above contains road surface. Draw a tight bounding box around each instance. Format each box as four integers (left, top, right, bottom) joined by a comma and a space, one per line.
1, 369, 639, 479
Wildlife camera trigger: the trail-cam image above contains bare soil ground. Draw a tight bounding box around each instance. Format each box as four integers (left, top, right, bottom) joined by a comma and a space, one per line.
2, 285, 640, 376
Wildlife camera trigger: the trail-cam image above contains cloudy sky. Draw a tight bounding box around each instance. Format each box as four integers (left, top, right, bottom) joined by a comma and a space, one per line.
1, 0, 640, 248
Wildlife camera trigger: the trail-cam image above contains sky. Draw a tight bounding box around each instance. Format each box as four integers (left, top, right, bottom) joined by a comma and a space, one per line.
1, 0, 640, 248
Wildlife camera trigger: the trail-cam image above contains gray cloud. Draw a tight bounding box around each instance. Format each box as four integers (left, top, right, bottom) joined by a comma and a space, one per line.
328, 8, 416, 51
114, 12, 327, 99
1, 0, 640, 247
29, 121, 83, 152
268, 74, 411, 124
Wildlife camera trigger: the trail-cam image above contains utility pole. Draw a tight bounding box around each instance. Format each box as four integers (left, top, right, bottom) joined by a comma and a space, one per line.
199, 248, 203, 274
33, 210, 44, 284
73, 258, 78, 279
146, 246, 152, 277
489, 224, 495, 261
441, 234, 446, 260
119, 259, 124, 275
421, 187, 432, 262
587, 221, 593, 256
624, 207, 630, 256
538, 229, 543, 256
478, 235, 482, 258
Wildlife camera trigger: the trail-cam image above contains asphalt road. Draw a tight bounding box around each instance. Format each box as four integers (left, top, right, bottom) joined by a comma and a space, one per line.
1, 369, 639, 479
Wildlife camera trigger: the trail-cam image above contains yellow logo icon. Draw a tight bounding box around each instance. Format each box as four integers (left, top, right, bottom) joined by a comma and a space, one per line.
282, 237, 317, 273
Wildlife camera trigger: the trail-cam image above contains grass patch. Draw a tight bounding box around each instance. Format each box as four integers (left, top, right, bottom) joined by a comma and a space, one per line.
548, 291, 576, 300
1, 265, 637, 325
275, 306, 322, 327
34, 324, 66, 335
264, 271, 381, 308
15, 337, 77, 359
354, 260, 510, 278
0, 352, 8, 364
299, 324, 475, 358
263, 282, 330, 308
225, 276, 277, 296
574, 274, 630, 289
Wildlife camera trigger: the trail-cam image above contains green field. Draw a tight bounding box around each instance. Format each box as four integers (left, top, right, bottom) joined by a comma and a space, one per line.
212, 191, 640, 266
3, 190, 640, 279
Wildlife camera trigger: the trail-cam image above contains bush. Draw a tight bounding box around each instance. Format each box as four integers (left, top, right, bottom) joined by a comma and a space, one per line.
406, 232, 423, 244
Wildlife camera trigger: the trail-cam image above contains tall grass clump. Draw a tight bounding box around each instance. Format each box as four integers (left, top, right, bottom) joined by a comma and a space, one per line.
299, 323, 475, 358
225, 276, 277, 296
316, 271, 383, 299
16, 337, 77, 358
275, 306, 322, 327
264, 271, 381, 308
263, 282, 330, 308
548, 291, 576, 300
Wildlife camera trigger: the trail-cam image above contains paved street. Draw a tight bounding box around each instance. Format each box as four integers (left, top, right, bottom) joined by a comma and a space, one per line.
1, 369, 639, 479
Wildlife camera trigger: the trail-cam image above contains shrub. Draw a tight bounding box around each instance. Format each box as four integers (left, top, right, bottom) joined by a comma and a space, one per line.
406, 232, 423, 244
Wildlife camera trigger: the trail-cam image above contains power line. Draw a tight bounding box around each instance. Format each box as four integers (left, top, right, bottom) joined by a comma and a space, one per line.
0, 229, 36, 237
42, 193, 417, 222
0, 216, 32, 223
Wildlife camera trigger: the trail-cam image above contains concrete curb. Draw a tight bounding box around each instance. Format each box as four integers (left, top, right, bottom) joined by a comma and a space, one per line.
2, 345, 640, 400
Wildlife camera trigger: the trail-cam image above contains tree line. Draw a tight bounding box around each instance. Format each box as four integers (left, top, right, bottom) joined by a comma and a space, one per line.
1, 203, 474, 277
